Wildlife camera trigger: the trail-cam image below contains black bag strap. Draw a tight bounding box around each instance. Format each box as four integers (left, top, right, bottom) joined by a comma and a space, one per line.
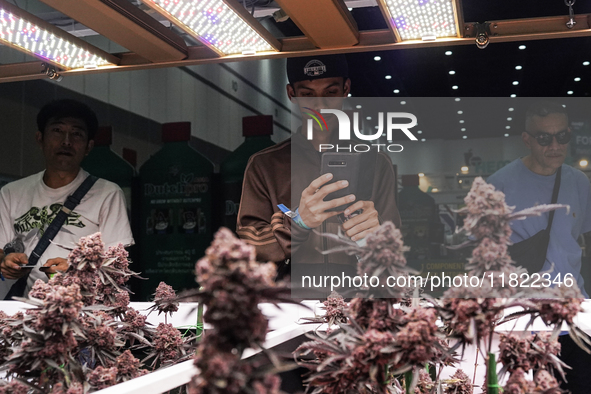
546, 166, 562, 232
28, 175, 98, 265
5, 175, 98, 299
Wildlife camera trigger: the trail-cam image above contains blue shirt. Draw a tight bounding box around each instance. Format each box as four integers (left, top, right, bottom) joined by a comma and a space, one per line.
487, 159, 591, 297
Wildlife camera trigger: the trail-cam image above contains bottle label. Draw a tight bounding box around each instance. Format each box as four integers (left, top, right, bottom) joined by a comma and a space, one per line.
140, 169, 212, 300
221, 180, 242, 232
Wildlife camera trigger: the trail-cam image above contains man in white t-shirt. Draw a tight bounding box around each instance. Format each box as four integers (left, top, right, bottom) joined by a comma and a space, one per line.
0, 99, 134, 298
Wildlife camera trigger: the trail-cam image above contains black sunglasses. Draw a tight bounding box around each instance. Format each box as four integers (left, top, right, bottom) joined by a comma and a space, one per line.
526, 129, 571, 146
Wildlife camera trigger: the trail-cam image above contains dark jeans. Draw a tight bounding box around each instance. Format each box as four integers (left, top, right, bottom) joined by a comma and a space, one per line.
557, 334, 591, 394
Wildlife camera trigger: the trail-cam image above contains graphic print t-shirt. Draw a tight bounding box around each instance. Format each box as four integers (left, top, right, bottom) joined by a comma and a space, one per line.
0, 169, 134, 297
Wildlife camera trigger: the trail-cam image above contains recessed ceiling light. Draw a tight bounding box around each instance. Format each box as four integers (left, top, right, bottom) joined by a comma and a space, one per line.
459, 120, 465, 123
506, 126, 511, 129
449, 70, 456, 75
417, 130, 423, 134
421, 138, 426, 142
512, 81, 519, 85
385, 75, 392, 79
457, 110, 463, 114
356, 105, 362, 109
519, 45, 526, 50
452, 85, 459, 90
575, 77, 581, 82
508, 108, 514, 111
374, 56, 381, 61
348, 7, 353, 11
461, 128, 466, 131
583, 61, 590, 66
401, 101, 406, 105
567, 91, 574, 95
366, 116, 372, 120
445, 51, 452, 56
515, 65, 522, 70
563, 104, 567, 108
393, 89, 400, 94
455, 98, 461, 102
504, 133, 510, 137
462, 135, 467, 139
510, 94, 517, 98
507, 117, 512, 121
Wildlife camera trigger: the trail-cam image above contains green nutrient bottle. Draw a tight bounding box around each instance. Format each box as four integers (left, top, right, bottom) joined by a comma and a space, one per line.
138, 122, 214, 300
219, 115, 275, 233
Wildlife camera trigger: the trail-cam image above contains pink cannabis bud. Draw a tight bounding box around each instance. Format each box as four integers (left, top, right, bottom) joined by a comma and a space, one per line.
534, 369, 562, 392
87, 366, 118, 390
536, 285, 583, 325
503, 368, 536, 394
414, 369, 434, 394
115, 350, 144, 379
152, 282, 179, 316
439, 294, 501, 344
459, 177, 513, 243
444, 369, 473, 394
123, 308, 147, 329
357, 222, 410, 295
153, 323, 183, 363
323, 291, 347, 326
192, 228, 289, 351
394, 307, 442, 367
0, 381, 30, 394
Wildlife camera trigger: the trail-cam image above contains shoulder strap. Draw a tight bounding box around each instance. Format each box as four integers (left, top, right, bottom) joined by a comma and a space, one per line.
28, 175, 98, 265
546, 166, 562, 231
5, 175, 98, 299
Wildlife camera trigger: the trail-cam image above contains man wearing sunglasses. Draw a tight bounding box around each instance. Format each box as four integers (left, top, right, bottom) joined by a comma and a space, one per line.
488, 100, 591, 394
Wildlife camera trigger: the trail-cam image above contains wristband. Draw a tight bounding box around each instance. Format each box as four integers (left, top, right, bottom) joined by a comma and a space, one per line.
277, 204, 311, 230
292, 208, 311, 230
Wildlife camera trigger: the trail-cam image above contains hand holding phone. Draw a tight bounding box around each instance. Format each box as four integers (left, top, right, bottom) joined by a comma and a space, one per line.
320, 153, 361, 211
41, 257, 68, 277
296, 173, 355, 229
340, 200, 381, 242
0, 252, 32, 279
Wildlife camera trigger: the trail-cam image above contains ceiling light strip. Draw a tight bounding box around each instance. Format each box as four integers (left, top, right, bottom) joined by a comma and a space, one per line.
141, 0, 281, 56
38, 0, 188, 63
376, 0, 461, 42
0, 0, 118, 70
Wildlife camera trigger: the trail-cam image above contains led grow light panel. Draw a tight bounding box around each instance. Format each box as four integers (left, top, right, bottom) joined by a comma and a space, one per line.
379, 0, 459, 41
0, 8, 116, 70
143, 0, 279, 56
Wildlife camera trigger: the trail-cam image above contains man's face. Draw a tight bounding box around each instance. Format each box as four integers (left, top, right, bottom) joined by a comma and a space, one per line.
36, 117, 94, 173
523, 112, 570, 175
287, 77, 351, 133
